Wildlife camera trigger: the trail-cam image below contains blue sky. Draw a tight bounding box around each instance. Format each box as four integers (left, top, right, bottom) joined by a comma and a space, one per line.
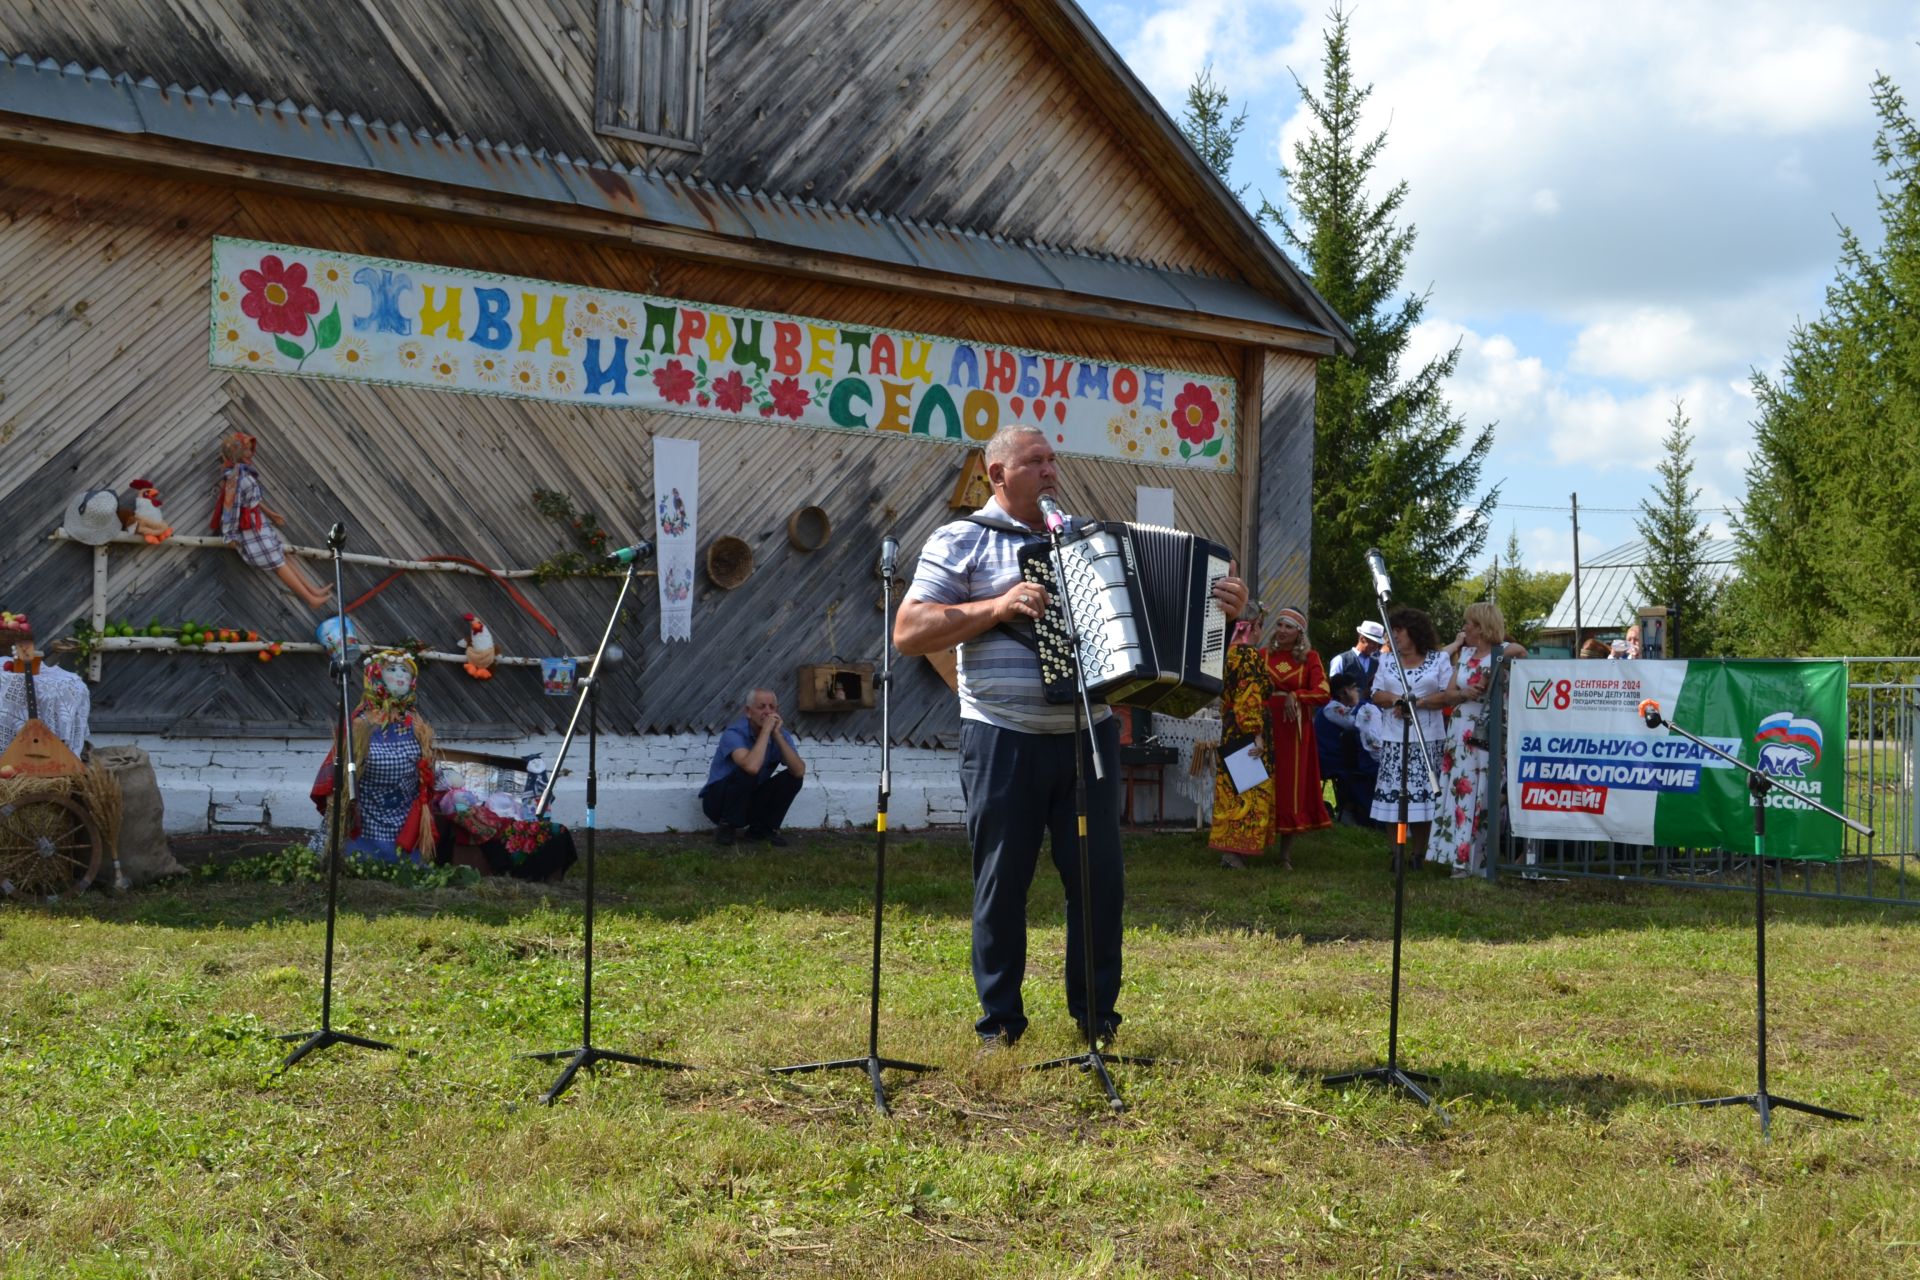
1086, 0, 1920, 570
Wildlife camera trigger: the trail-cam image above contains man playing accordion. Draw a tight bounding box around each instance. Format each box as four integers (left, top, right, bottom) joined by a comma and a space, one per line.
894, 424, 1249, 1051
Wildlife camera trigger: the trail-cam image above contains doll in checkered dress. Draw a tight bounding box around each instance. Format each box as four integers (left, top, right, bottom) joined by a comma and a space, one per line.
210, 432, 332, 609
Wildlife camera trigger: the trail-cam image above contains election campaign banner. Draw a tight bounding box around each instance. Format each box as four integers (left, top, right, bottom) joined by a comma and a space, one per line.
1505, 659, 1848, 859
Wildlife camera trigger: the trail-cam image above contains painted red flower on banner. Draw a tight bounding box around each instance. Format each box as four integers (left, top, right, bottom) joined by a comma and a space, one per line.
1173, 382, 1220, 444
768, 376, 810, 420
712, 370, 752, 413
652, 359, 695, 404
239, 255, 320, 337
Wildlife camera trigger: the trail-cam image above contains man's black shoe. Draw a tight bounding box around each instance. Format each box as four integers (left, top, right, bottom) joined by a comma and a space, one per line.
745, 826, 792, 848
715, 824, 737, 846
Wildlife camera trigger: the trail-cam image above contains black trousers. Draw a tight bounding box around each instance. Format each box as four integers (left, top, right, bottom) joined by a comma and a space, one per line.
960, 716, 1123, 1041
700, 768, 803, 833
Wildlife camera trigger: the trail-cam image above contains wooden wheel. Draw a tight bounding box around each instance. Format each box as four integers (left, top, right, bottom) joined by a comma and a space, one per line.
0, 796, 102, 899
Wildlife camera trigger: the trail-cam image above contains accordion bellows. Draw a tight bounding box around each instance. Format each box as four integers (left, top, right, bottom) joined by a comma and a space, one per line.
1019, 522, 1232, 719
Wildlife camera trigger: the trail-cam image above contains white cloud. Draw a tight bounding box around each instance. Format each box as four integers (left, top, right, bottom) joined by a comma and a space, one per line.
1568, 308, 1745, 381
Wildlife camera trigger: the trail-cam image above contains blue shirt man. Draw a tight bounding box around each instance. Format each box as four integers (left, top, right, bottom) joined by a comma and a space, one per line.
700, 688, 806, 846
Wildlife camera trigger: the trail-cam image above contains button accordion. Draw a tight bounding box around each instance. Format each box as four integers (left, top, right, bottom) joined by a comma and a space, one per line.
1017, 521, 1233, 719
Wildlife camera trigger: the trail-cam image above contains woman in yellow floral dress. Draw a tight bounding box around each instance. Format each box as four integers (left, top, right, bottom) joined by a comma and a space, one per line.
1209, 616, 1273, 868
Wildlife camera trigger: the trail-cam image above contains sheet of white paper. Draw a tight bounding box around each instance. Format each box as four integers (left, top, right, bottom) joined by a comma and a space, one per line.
1135, 485, 1175, 527
1223, 739, 1268, 793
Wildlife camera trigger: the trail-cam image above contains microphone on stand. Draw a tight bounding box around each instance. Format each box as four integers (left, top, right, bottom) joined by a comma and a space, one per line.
327, 522, 346, 550
878, 535, 899, 580
1036, 493, 1068, 534
1365, 547, 1393, 602
1639, 699, 1663, 729
605, 539, 655, 564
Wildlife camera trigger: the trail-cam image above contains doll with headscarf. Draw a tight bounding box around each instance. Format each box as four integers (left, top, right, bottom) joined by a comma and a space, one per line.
210, 432, 333, 609
310, 649, 445, 863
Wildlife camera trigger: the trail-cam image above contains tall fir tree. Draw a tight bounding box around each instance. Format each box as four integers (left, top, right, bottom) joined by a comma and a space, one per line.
1727, 73, 1920, 656
1260, 6, 1496, 642
1632, 403, 1716, 657
1435, 528, 1569, 648
1178, 63, 1249, 199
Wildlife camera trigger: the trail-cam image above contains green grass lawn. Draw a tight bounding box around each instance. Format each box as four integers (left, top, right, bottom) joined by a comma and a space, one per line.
4, 825, 1918, 1278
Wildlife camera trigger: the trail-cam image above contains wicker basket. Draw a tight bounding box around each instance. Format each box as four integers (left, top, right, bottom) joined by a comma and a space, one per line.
786, 505, 831, 552
705, 535, 755, 589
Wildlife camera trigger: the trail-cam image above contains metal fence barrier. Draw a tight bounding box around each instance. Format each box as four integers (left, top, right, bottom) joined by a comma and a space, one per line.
1488, 658, 1920, 906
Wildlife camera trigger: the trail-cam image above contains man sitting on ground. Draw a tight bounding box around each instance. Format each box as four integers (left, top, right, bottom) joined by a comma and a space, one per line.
700, 688, 806, 846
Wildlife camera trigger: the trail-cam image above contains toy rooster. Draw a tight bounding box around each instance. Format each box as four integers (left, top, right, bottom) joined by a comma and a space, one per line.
460, 613, 497, 680
120, 479, 173, 544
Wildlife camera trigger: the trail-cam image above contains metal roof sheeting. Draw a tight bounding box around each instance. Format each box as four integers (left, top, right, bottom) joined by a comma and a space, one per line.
0, 53, 1333, 342
1540, 537, 1742, 632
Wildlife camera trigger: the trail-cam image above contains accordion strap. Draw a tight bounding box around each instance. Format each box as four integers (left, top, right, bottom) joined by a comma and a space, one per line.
962, 513, 1046, 655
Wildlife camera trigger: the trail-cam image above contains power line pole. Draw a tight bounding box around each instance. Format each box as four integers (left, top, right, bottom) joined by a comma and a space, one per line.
1570, 493, 1584, 654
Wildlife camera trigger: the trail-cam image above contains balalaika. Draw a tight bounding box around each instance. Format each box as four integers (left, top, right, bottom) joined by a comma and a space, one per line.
1016, 521, 1232, 719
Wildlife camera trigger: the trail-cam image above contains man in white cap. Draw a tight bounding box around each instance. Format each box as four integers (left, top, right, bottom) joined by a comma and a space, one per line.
1329, 619, 1387, 700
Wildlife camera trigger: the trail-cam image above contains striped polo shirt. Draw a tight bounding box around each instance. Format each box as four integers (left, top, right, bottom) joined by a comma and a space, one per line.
905, 497, 1112, 735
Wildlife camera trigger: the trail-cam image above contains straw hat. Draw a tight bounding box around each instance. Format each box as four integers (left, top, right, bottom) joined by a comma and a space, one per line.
61, 488, 124, 546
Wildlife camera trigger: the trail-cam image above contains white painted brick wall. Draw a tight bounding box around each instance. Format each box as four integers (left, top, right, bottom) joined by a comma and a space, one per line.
93, 730, 1198, 836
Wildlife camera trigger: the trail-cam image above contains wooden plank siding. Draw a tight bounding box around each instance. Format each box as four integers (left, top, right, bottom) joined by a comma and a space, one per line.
1253, 350, 1316, 627
0, 151, 1264, 747
0, 0, 1238, 276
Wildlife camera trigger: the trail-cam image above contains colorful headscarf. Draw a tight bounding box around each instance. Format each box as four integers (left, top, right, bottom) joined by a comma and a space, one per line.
359, 649, 419, 725
1272, 607, 1307, 630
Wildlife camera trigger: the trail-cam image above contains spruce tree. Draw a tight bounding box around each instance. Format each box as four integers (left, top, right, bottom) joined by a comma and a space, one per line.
1260, 6, 1496, 641
1632, 403, 1716, 657
1728, 73, 1920, 656
1179, 64, 1249, 199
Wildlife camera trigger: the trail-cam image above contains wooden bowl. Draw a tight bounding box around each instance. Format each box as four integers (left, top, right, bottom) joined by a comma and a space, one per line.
705, 536, 755, 589
786, 505, 831, 552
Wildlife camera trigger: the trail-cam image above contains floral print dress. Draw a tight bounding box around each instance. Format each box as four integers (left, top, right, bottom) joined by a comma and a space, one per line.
1429, 645, 1496, 870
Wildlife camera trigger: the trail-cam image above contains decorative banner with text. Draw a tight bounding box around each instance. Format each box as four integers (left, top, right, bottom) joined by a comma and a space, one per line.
209, 237, 1237, 472
1504, 659, 1849, 859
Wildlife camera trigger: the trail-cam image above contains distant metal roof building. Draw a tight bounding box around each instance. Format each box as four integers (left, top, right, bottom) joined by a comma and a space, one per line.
0, 53, 1340, 348
1540, 537, 1742, 633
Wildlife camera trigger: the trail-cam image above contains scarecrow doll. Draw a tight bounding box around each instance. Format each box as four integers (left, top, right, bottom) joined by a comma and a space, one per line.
310, 649, 447, 864
209, 432, 332, 609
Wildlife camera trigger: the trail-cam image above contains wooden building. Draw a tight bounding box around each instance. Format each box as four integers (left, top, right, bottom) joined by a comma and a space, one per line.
0, 0, 1348, 760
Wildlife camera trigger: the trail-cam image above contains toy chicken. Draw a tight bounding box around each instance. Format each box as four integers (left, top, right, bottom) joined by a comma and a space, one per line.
460, 613, 497, 680
120, 479, 173, 544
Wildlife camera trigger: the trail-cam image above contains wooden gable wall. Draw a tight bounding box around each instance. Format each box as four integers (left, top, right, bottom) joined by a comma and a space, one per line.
0, 150, 1254, 747
0, 0, 1236, 275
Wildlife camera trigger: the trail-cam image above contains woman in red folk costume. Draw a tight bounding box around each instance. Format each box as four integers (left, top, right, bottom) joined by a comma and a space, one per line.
210, 432, 332, 609
1258, 608, 1332, 867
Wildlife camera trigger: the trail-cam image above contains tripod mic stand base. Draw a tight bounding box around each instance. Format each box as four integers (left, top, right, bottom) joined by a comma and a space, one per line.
1672, 1091, 1860, 1136
1032, 1048, 1159, 1113
526, 1045, 694, 1105
276, 1027, 395, 1071
1324, 1064, 1449, 1120
770, 1055, 938, 1116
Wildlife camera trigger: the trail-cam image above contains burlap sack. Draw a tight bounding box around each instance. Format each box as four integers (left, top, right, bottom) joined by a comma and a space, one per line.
91, 745, 184, 886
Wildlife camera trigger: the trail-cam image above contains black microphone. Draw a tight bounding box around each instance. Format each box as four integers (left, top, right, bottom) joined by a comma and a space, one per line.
879, 535, 899, 579
1036, 493, 1068, 534
605, 539, 655, 564
1365, 547, 1392, 601
327, 522, 346, 550
1639, 698, 1663, 729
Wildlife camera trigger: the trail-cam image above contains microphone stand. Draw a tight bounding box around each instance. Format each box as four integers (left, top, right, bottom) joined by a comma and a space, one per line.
525, 551, 691, 1104
1647, 706, 1867, 1136
771, 543, 935, 1113
1324, 585, 1446, 1118
1030, 516, 1156, 1112
279, 522, 396, 1068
